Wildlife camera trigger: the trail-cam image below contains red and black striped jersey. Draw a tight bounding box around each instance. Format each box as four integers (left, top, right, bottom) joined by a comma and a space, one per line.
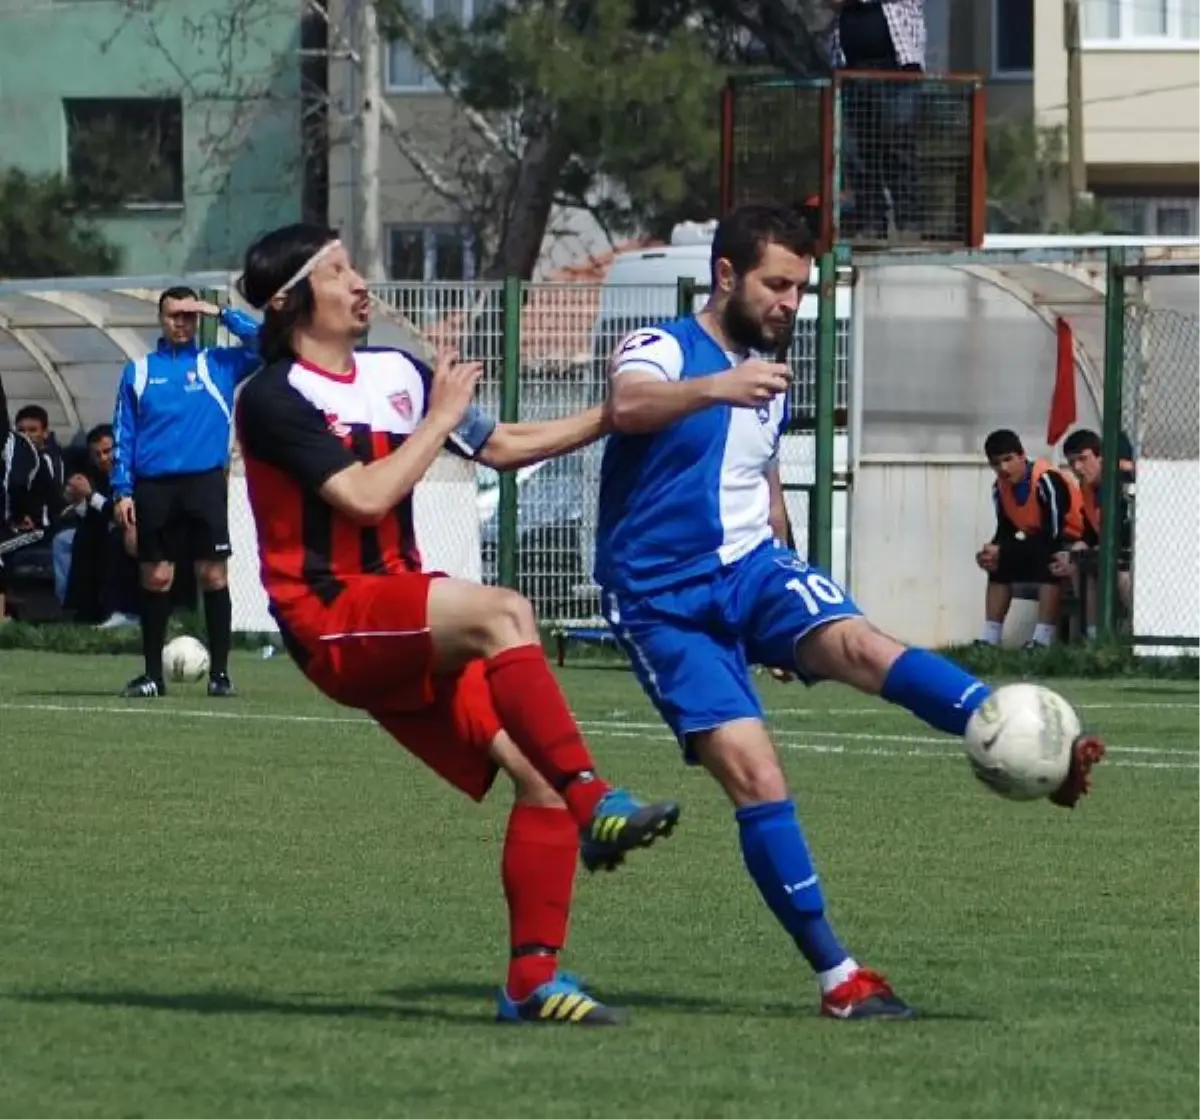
235, 347, 494, 614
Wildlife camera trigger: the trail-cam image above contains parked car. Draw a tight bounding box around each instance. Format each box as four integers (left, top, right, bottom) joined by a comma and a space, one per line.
477, 452, 599, 620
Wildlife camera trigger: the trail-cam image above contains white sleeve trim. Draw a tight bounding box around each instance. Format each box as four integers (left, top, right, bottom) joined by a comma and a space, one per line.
610, 328, 683, 383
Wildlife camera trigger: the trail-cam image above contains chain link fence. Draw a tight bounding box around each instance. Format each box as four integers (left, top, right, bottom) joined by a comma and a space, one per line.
1122, 301, 1200, 645
720, 73, 984, 250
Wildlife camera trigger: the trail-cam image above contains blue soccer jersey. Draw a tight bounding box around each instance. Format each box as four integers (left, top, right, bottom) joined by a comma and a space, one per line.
594, 315, 862, 751
594, 316, 789, 597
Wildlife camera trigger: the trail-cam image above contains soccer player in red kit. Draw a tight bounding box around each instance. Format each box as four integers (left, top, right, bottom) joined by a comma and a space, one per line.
234, 223, 680, 1025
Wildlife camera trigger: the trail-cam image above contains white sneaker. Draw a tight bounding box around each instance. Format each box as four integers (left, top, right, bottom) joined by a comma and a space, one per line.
96, 612, 139, 630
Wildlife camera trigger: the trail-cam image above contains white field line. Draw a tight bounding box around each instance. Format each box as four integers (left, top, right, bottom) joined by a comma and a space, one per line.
1, 702, 1195, 770
585, 727, 1197, 771
763, 701, 1197, 715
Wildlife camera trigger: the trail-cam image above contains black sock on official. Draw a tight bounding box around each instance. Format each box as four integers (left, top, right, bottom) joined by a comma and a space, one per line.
140, 590, 173, 683
203, 586, 232, 677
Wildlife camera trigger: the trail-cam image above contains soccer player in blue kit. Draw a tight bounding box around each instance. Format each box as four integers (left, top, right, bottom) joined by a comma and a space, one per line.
594, 203, 1105, 1021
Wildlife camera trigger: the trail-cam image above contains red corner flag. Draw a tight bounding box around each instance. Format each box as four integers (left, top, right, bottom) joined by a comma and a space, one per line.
1047, 315, 1078, 446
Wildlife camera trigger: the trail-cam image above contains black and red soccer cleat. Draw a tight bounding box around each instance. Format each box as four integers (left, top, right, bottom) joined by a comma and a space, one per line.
1050, 734, 1106, 809
820, 968, 915, 1021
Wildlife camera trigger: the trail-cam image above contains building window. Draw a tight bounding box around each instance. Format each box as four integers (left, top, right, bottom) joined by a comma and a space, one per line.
1098, 193, 1199, 236
387, 225, 476, 281
64, 98, 184, 208
386, 0, 493, 92
1082, 0, 1200, 45
992, 0, 1034, 75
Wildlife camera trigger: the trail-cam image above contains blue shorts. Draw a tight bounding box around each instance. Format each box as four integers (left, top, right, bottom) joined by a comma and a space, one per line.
602, 541, 862, 759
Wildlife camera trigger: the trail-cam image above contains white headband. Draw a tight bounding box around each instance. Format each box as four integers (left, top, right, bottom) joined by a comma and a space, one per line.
268, 239, 342, 306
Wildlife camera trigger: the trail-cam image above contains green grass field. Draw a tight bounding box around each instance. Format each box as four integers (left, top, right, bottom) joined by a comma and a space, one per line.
0, 650, 1196, 1119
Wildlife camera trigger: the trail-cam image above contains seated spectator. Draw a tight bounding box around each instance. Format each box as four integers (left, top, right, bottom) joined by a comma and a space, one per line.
52, 427, 112, 606
1, 394, 59, 623
13, 404, 65, 528
58, 424, 139, 627
1059, 427, 1134, 638
974, 428, 1084, 649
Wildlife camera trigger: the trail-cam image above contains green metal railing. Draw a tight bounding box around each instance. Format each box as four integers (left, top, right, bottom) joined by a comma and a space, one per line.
498, 276, 522, 592
1097, 247, 1125, 642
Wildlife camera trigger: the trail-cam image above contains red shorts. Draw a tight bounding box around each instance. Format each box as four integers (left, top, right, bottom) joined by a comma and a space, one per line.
281, 573, 503, 801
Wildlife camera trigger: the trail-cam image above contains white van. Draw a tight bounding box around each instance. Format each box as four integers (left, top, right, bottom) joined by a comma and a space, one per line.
589, 229, 853, 585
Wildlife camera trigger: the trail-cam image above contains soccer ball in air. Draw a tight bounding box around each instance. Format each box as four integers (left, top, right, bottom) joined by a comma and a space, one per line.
964, 683, 1081, 801
163, 635, 211, 684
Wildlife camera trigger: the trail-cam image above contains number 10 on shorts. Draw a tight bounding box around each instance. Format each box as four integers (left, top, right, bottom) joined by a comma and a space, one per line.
785, 572, 845, 616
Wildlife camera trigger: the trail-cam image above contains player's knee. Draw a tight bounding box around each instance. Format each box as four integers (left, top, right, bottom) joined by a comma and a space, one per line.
491, 732, 565, 808
736, 757, 789, 804
195, 560, 227, 591
806, 618, 903, 693
695, 729, 789, 806
509, 771, 565, 809
141, 563, 173, 593
481, 589, 538, 652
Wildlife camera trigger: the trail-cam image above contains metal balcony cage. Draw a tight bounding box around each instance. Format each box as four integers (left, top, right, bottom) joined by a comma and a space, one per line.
719, 71, 987, 251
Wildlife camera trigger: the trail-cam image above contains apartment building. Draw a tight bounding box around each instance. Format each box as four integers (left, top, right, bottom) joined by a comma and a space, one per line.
954, 0, 1199, 235
0, 0, 315, 274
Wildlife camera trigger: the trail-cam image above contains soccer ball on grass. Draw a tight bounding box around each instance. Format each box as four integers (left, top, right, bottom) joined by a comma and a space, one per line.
964, 683, 1081, 801
163, 635, 211, 684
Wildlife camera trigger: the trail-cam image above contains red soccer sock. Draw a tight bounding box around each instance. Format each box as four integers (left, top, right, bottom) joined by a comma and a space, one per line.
485, 645, 611, 826
503, 803, 579, 1002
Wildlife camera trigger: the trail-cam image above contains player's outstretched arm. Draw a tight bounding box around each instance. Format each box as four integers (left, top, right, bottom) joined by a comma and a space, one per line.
607, 327, 788, 435
477, 404, 610, 471
610, 359, 790, 435
610, 371, 723, 434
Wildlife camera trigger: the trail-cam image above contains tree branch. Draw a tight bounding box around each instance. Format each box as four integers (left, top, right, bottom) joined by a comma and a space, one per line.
375, 0, 508, 157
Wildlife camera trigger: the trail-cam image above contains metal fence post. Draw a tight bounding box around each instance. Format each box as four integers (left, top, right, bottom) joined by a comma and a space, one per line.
829, 80, 844, 247
1097, 246, 1126, 641
809, 250, 838, 570
497, 276, 522, 590
676, 277, 697, 318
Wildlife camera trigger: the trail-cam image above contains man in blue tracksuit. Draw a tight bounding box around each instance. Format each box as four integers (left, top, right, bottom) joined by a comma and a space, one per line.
112, 286, 261, 698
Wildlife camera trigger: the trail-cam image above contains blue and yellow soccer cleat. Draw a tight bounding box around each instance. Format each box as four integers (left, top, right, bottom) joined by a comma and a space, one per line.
580, 787, 680, 872
496, 972, 626, 1026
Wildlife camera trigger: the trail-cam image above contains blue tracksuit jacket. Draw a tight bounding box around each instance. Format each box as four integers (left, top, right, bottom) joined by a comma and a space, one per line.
111, 309, 261, 497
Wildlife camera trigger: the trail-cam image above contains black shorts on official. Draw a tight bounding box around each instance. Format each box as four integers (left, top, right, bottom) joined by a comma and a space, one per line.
134, 468, 231, 564
988, 535, 1056, 585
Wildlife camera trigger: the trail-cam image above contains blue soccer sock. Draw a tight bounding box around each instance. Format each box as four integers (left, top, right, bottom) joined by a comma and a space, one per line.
736, 799, 849, 974
881, 647, 991, 737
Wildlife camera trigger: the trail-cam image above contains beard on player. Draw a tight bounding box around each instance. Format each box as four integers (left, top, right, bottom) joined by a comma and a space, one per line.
722, 280, 797, 357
